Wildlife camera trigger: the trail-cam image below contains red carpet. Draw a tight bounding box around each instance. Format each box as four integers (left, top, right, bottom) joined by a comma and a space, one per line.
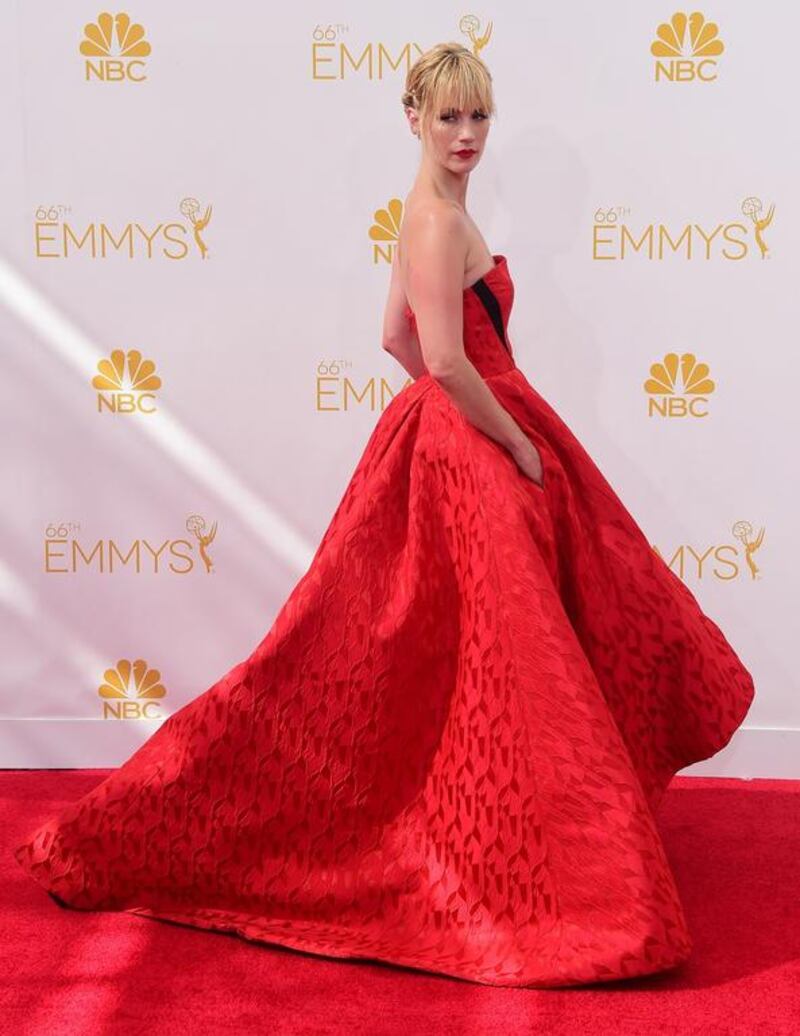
2, 772, 797, 1034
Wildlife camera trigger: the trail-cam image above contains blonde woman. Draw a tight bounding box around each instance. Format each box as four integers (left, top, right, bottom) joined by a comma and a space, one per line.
15, 43, 754, 988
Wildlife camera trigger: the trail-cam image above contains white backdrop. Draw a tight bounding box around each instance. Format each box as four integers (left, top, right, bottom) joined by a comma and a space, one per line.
0, 2, 795, 776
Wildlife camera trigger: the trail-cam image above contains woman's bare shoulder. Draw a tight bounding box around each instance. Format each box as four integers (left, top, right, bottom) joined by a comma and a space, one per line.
402, 195, 464, 238
399, 197, 467, 268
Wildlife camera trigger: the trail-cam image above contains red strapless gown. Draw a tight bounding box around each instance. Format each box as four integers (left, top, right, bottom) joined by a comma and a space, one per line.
14, 254, 755, 988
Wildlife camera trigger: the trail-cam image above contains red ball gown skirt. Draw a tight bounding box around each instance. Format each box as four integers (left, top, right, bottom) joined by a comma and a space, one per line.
14, 255, 755, 987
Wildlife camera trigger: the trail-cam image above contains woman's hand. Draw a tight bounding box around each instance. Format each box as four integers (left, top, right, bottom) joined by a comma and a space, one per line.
510, 438, 545, 487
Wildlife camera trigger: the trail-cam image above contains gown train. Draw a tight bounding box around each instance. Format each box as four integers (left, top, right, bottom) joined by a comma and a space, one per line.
13, 254, 755, 987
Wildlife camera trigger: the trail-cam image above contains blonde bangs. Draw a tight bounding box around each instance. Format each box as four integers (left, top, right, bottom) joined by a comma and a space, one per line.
402, 42, 495, 131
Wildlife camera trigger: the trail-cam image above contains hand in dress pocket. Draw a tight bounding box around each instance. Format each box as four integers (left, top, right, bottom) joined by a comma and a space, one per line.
510, 438, 545, 488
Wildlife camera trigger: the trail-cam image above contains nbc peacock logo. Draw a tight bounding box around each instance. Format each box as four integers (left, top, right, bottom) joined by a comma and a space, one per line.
369, 197, 403, 264
79, 11, 151, 82
98, 658, 166, 719
644, 352, 715, 417
92, 348, 162, 413
651, 11, 724, 82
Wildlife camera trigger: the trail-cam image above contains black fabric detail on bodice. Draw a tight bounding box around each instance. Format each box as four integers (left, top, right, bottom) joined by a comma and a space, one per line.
471, 279, 509, 352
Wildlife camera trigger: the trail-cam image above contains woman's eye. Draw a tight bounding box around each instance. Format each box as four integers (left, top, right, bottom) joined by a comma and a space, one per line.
440, 111, 487, 121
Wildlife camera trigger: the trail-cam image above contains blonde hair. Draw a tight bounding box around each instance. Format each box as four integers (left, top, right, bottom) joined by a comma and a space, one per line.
401, 42, 495, 136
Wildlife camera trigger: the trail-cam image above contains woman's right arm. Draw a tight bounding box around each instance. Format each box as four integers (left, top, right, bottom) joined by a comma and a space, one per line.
404, 204, 543, 482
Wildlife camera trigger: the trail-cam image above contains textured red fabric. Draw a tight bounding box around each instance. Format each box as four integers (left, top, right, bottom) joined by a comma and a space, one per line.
13, 253, 755, 988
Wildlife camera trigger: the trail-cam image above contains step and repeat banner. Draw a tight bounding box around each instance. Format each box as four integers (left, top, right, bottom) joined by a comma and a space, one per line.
0, 3, 795, 774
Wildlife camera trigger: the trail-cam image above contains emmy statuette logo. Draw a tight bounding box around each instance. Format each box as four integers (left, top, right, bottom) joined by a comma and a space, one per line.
654, 522, 766, 581
44, 516, 219, 575
459, 15, 493, 56
732, 521, 766, 580
593, 196, 776, 261
34, 196, 213, 260
186, 515, 217, 574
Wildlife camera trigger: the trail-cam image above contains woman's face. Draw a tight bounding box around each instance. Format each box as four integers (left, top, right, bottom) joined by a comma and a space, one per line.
414, 98, 490, 172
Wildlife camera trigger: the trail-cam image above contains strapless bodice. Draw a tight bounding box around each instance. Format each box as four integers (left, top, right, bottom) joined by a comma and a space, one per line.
403, 254, 516, 377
